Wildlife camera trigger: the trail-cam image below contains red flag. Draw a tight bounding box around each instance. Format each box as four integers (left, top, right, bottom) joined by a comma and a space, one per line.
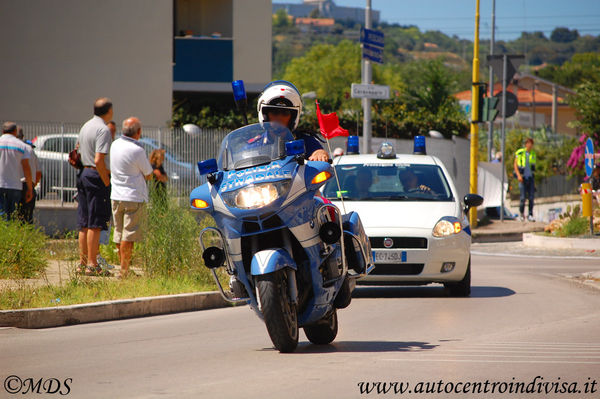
316, 101, 349, 139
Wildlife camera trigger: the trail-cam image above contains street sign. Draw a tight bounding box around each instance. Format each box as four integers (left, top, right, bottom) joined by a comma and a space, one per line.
360, 28, 384, 48
362, 43, 384, 64
487, 54, 525, 82
351, 83, 390, 99
494, 91, 519, 118
585, 137, 595, 177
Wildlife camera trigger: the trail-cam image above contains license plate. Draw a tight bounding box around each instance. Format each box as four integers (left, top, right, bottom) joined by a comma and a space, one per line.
375, 251, 407, 263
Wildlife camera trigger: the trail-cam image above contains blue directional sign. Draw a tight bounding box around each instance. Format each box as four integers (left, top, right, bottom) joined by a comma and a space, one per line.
360, 28, 384, 48
585, 137, 595, 177
362, 43, 384, 64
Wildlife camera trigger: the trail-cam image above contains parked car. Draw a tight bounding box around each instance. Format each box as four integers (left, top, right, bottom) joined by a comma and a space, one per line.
322, 139, 483, 297
32, 134, 198, 201
32, 133, 78, 201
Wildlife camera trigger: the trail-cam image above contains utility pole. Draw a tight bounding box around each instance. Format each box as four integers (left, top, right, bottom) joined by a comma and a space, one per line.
500, 54, 508, 222
469, 0, 481, 227
487, 0, 496, 162
362, 0, 372, 153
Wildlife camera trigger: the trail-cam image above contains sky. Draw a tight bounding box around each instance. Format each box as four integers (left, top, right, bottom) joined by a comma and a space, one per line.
283, 0, 600, 40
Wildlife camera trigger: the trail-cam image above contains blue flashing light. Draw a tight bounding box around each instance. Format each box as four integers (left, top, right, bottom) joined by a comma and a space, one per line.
413, 135, 426, 155
198, 158, 218, 176
285, 139, 305, 156
231, 80, 247, 102
347, 136, 359, 154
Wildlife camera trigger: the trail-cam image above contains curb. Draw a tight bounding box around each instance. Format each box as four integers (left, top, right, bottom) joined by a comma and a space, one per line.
0, 291, 237, 329
523, 233, 600, 250
472, 231, 525, 243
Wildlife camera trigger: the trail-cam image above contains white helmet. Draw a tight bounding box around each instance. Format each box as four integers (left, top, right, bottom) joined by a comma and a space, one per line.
257, 80, 303, 131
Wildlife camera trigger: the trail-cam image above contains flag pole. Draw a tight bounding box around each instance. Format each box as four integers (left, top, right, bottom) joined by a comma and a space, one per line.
317, 100, 346, 214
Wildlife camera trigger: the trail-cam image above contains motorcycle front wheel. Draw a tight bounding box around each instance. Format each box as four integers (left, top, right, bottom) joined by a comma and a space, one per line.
256, 269, 299, 353
304, 309, 338, 345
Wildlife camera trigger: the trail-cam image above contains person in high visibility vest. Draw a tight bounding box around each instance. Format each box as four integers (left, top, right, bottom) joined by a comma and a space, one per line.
513, 138, 537, 222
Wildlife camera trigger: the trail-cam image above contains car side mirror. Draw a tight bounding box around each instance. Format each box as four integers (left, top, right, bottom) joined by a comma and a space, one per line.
463, 194, 484, 213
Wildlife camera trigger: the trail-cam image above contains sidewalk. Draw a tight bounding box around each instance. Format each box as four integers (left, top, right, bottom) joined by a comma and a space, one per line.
471, 219, 546, 243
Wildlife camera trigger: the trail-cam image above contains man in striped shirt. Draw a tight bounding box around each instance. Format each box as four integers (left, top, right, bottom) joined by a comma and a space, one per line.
0, 122, 33, 220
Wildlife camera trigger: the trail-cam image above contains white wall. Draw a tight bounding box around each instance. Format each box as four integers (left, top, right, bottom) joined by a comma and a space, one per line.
0, 0, 173, 127
233, 0, 272, 85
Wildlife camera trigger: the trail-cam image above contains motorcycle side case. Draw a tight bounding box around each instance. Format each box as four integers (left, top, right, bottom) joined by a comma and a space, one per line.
342, 211, 371, 274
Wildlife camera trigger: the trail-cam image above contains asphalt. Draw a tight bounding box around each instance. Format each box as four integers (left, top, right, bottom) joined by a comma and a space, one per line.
2, 253, 599, 399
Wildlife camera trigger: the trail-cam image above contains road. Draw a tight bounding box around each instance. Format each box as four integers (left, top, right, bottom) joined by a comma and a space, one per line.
2, 253, 600, 398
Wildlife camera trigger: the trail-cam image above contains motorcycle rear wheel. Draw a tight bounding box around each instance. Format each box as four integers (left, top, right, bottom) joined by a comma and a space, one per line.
256, 269, 299, 353
304, 309, 338, 345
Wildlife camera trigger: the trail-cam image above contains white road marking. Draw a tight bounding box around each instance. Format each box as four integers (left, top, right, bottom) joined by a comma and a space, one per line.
441, 349, 600, 354
471, 251, 600, 260
382, 358, 600, 364
417, 353, 600, 358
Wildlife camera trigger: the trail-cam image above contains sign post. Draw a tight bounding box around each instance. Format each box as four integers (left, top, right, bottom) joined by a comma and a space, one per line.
584, 138, 595, 235
359, 1, 383, 153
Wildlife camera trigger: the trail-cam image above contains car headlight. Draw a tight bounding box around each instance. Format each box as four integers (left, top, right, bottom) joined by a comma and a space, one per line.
432, 217, 462, 237
222, 180, 291, 209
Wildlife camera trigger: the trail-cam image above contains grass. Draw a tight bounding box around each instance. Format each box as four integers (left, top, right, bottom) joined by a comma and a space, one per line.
1, 186, 230, 310
0, 219, 47, 279
0, 274, 218, 310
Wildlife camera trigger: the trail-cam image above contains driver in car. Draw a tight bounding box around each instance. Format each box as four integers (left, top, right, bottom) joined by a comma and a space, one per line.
257, 81, 329, 162
399, 169, 433, 193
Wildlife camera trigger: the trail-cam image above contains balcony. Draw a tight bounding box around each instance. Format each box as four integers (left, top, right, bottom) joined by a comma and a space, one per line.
173, 37, 233, 83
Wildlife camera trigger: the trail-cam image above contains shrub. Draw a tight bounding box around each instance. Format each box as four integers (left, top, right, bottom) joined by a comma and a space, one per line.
136, 186, 214, 282
0, 219, 47, 279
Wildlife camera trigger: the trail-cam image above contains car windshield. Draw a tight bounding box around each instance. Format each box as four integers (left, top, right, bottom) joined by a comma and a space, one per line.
323, 163, 454, 202
217, 122, 294, 171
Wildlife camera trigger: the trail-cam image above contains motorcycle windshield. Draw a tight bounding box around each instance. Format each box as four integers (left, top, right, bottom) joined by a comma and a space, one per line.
218, 123, 295, 171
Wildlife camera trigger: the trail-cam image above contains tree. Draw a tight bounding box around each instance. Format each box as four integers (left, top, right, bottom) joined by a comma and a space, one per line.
550, 27, 579, 43
282, 40, 361, 110
273, 8, 292, 28
537, 52, 600, 87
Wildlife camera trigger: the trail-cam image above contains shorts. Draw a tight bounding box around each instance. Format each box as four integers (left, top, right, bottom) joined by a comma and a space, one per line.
77, 168, 111, 230
111, 200, 146, 243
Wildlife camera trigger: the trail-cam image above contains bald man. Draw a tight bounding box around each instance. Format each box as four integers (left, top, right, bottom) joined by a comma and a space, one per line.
76, 97, 114, 276
110, 117, 153, 278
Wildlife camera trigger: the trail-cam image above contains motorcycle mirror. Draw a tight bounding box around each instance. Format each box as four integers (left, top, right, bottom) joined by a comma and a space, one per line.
198, 159, 218, 176
285, 139, 305, 156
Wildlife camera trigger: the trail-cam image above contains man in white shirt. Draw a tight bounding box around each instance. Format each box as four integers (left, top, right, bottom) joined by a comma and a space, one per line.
110, 117, 153, 278
0, 122, 33, 220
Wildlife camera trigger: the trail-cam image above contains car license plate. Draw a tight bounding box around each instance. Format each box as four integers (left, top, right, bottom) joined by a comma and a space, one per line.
375, 251, 407, 263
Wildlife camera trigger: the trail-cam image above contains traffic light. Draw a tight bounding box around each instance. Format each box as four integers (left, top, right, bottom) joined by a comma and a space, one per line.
482, 96, 499, 122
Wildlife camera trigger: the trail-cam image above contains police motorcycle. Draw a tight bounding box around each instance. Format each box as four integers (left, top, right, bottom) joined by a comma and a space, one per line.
190, 120, 373, 353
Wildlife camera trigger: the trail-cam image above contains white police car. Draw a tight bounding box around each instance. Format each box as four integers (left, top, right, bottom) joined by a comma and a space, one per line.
322, 137, 482, 296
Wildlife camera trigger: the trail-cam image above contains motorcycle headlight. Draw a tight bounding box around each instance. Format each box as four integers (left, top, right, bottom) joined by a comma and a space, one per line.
222, 180, 291, 209
432, 217, 462, 237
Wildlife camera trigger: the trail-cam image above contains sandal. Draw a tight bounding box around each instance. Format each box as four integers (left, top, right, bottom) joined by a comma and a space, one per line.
75, 264, 87, 275
84, 265, 113, 277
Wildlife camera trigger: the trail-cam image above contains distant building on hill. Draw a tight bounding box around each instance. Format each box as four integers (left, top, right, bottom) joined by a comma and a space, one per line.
273, 0, 380, 25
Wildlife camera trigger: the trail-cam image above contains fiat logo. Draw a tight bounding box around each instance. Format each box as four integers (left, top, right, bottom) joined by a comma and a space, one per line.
383, 238, 394, 248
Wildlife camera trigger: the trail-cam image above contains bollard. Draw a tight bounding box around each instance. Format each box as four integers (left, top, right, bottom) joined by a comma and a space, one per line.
581, 183, 593, 235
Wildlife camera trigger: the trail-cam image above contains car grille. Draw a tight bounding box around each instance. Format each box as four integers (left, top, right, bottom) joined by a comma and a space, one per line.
370, 263, 425, 276
369, 237, 428, 249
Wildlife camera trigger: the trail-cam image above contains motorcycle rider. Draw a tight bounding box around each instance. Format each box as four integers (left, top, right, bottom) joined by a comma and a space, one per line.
257, 81, 329, 162
228, 81, 330, 298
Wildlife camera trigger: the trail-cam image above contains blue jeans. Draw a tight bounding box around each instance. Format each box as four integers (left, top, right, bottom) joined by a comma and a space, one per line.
0, 188, 23, 220
519, 177, 535, 216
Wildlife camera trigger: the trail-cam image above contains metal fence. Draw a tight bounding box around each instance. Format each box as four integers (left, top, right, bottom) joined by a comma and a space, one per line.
16, 120, 229, 206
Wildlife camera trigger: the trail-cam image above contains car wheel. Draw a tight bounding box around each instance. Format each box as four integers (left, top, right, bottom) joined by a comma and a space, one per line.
444, 258, 471, 297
